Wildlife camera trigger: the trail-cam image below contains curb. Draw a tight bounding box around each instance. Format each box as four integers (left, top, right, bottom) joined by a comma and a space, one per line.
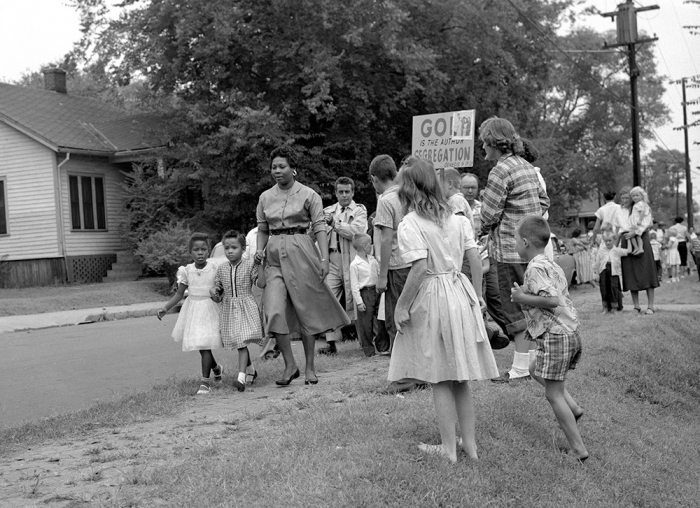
0, 302, 180, 335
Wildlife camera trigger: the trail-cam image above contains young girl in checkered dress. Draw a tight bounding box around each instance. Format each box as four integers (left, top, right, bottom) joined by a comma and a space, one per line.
211, 230, 264, 392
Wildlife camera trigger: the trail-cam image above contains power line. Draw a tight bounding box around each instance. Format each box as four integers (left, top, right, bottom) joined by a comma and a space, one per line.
504, 0, 695, 174
669, 0, 700, 74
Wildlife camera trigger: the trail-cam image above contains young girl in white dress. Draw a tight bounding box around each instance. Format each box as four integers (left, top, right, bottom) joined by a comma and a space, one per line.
666, 230, 681, 283
157, 232, 223, 395
388, 157, 499, 463
211, 230, 264, 392
628, 186, 653, 256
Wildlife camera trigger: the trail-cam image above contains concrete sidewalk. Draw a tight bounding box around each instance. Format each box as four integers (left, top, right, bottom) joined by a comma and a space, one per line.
0, 301, 168, 334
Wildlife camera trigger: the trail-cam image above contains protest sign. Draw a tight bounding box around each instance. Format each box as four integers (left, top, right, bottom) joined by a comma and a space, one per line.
411, 110, 475, 169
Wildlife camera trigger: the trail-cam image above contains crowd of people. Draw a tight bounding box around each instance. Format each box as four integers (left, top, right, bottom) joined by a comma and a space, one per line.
152, 114, 697, 464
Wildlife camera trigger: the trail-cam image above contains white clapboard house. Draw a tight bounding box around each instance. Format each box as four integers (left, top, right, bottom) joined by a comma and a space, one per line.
0, 69, 163, 287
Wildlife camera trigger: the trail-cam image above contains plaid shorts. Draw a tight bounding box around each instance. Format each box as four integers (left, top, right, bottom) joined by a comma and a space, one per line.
533, 331, 582, 381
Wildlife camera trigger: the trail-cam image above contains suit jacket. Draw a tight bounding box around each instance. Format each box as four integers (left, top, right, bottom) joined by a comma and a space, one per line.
323, 200, 368, 320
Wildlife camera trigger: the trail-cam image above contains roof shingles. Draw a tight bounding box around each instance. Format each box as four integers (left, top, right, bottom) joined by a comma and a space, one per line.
0, 83, 163, 154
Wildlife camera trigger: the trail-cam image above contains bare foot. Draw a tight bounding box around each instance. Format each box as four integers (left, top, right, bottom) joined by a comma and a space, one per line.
457, 437, 479, 461
418, 443, 457, 463
561, 448, 589, 463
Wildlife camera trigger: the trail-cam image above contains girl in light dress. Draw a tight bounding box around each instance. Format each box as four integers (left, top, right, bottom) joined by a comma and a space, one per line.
628, 186, 653, 256
665, 230, 681, 283
157, 232, 223, 395
389, 156, 499, 463
211, 231, 264, 392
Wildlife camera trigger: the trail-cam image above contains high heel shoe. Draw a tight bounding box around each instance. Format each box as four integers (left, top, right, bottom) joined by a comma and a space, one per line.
275, 368, 300, 386
305, 374, 318, 385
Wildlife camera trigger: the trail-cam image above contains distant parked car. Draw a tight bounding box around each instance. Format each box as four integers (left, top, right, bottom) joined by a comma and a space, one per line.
207, 242, 226, 267
551, 234, 575, 287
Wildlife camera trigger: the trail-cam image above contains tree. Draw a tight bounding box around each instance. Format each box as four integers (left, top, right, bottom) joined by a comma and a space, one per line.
643, 147, 697, 223
524, 27, 669, 222
65, 0, 573, 227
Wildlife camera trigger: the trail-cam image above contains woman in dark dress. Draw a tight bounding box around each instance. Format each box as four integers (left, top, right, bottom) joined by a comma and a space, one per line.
618, 187, 658, 314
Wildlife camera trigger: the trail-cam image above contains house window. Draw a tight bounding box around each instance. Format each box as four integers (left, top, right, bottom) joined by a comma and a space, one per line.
0, 177, 7, 235
69, 175, 106, 230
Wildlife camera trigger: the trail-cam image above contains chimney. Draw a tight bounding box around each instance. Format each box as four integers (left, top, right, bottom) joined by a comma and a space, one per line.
42, 68, 67, 94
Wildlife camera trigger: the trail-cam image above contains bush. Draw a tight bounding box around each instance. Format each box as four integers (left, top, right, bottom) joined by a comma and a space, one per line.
135, 222, 192, 287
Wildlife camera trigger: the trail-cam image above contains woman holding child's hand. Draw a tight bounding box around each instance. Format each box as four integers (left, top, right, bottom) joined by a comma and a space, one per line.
255, 146, 350, 386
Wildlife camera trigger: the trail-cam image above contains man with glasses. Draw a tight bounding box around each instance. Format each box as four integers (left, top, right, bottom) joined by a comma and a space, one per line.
460, 173, 482, 232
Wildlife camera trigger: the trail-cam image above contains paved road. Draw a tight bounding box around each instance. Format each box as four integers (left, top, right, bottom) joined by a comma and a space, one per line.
0, 315, 263, 429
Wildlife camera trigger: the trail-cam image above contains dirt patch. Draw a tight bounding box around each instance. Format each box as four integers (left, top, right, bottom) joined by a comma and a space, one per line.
0, 356, 390, 507
0, 279, 171, 317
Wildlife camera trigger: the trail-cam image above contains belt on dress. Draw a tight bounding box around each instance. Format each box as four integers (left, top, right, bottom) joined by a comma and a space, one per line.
270, 227, 308, 236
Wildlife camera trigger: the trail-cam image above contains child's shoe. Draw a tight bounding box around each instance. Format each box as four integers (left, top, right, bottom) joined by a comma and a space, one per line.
245, 365, 258, 385
213, 364, 224, 383
197, 378, 211, 395
232, 372, 246, 392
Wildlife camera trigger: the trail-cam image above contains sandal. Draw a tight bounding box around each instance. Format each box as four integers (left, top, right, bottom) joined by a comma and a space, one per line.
245, 369, 258, 384
196, 384, 211, 395
645, 308, 655, 315
633, 307, 642, 314
213, 365, 224, 382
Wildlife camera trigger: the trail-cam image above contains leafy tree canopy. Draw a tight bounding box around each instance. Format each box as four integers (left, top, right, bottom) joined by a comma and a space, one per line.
33, 0, 672, 231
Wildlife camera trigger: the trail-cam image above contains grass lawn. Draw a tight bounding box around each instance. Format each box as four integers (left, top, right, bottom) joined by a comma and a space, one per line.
1, 282, 699, 507
0, 278, 170, 316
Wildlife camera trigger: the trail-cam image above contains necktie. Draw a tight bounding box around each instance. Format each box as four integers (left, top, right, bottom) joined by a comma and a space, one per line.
337, 207, 346, 252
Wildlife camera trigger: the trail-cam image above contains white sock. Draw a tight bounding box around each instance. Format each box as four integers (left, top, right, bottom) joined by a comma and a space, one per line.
509, 351, 531, 378
528, 349, 537, 364
237, 372, 246, 384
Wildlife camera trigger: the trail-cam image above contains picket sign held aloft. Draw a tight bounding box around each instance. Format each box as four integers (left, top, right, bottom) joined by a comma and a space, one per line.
411, 110, 475, 169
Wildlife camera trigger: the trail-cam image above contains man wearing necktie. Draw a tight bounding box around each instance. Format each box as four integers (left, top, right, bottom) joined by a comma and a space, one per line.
319, 177, 368, 355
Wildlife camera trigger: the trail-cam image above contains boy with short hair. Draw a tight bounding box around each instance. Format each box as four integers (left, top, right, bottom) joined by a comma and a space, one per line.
596, 231, 632, 313
649, 232, 663, 285
349, 233, 379, 357
510, 215, 588, 462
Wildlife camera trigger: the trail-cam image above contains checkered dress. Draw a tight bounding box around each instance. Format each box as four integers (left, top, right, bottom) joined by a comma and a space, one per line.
215, 259, 264, 350
480, 154, 550, 263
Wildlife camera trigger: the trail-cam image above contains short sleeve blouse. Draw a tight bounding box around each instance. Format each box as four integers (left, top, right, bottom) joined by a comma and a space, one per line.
398, 218, 428, 264
176, 266, 188, 286
256, 181, 326, 234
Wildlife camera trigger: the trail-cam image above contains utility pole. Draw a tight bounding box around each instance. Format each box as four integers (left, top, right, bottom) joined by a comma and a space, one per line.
673, 76, 700, 228
602, 0, 658, 188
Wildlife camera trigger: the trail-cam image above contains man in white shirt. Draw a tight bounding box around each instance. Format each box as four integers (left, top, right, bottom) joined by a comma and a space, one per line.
460, 172, 482, 232
592, 191, 622, 237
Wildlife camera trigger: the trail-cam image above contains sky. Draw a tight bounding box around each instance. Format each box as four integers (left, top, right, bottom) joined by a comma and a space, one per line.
0, 0, 698, 201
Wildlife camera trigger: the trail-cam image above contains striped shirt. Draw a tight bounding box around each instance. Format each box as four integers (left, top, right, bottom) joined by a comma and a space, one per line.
480, 154, 550, 263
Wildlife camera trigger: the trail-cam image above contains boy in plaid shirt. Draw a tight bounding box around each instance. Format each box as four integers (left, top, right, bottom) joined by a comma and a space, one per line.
510, 216, 588, 462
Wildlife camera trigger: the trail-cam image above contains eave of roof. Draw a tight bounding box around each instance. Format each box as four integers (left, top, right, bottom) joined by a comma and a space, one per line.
0, 82, 166, 157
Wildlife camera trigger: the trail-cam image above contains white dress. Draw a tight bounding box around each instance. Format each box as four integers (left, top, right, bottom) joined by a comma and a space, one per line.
667, 237, 681, 266
171, 263, 223, 351
387, 213, 499, 383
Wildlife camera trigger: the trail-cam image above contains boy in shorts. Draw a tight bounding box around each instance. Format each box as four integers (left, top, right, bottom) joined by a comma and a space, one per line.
510, 215, 588, 462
